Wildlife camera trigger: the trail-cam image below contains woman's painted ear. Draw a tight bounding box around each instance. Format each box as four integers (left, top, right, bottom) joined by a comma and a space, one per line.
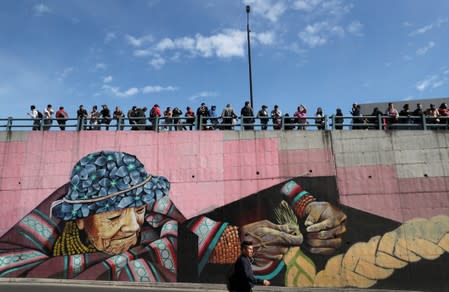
76, 218, 85, 230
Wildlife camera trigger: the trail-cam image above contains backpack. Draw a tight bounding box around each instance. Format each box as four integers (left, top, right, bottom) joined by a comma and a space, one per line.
37, 111, 43, 119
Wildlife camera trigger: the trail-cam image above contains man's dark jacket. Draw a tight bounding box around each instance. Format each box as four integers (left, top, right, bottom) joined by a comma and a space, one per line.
229, 254, 262, 292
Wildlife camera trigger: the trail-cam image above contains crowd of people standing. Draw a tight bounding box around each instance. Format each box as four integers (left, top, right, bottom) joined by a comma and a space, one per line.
25, 100, 449, 131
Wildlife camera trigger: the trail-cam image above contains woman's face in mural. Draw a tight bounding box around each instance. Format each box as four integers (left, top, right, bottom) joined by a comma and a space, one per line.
76, 205, 146, 254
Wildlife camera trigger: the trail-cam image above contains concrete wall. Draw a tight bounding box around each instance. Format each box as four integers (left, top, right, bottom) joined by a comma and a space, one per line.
331, 130, 449, 222
0, 130, 448, 290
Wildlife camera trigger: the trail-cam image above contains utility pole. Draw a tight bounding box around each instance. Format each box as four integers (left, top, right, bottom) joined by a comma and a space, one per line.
246, 5, 254, 109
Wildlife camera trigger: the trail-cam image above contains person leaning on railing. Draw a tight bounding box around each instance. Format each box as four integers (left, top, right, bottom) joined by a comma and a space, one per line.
55, 106, 68, 131
113, 106, 125, 130
257, 105, 269, 130
438, 103, 449, 129
100, 104, 111, 130
271, 105, 282, 130
184, 106, 195, 131
426, 104, 440, 126
367, 107, 383, 130
315, 107, 325, 130
77, 105, 88, 131
221, 104, 237, 130
334, 108, 344, 130
398, 104, 413, 129
43, 104, 54, 131
384, 103, 399, 129
172, 107, 183, 131
163, 107, 173, 131
294, 105, 307, 130
208, 105, 219, 130
241, 101, 255, 130
27, 105, 41, 131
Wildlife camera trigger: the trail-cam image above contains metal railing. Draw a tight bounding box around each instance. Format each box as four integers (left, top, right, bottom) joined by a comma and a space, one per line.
1, 115, 448, 132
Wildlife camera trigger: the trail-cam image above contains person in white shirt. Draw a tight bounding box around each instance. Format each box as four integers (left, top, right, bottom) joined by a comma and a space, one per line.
27, 105, 41, 131
43, 104, 54, 131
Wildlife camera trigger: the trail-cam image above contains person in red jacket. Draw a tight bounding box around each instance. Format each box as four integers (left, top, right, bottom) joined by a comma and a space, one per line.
184, 106, 195, 130
149, 104, 161, 130
55, 106, 68, 131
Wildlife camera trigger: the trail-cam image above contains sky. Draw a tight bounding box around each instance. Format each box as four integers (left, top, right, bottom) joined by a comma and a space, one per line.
1, 0, 449, 119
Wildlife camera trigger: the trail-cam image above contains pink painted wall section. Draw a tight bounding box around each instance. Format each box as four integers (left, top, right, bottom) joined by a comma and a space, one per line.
279, 148, 336, 178
223, 138, 281, 205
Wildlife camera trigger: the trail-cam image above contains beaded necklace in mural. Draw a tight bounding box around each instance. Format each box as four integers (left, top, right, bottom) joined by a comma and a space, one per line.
53, 221, 97, 256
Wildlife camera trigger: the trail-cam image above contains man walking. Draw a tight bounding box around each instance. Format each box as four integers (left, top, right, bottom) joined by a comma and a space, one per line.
229, 241, 270, 292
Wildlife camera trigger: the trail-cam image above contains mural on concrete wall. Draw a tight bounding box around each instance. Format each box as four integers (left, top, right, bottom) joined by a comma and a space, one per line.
0, 150, 448, 291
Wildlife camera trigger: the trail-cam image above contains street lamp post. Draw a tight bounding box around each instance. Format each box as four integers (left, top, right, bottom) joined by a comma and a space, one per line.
246, 5, 254, 109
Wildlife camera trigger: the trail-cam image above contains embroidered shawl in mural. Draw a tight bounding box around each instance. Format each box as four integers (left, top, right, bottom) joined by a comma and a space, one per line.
0, 183, 233, 281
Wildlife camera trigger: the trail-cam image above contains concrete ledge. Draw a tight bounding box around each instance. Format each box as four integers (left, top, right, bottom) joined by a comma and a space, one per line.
0, 278, 422, 292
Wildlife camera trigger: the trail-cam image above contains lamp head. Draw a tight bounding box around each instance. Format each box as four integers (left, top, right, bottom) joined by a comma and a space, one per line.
246, 5, 250, 13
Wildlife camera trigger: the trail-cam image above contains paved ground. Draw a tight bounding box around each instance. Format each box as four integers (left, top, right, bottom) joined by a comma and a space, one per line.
0, 278, 422, 292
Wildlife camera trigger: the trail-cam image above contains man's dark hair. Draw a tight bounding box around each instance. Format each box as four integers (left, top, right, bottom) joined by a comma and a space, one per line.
31, 105, 36, 110
241, 240, 253, 248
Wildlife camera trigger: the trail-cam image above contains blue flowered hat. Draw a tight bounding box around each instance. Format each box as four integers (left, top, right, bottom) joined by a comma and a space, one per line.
51, 151, 169, 221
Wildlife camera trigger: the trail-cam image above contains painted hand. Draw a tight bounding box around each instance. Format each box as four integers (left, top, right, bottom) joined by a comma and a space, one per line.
240, 220, 303, 267
303, 201, 347, 255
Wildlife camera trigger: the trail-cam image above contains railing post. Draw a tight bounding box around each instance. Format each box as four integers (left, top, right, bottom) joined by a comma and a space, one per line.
377, 114, 382, 130
324, 115, 328, 130
7, 117, 13, 131
117, 117, 121, 131
281, 116, 285, 131
422, 114, 427, 130
331, 115, 335, 130
193, 115, 198, 131
199, 115, 203, 131
154, 117, 159, 132
421, 115, 427, 130
40, 115, 44, 131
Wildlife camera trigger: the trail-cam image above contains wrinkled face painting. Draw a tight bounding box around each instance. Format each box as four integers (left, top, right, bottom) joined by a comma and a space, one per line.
76, 206, 146, 254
